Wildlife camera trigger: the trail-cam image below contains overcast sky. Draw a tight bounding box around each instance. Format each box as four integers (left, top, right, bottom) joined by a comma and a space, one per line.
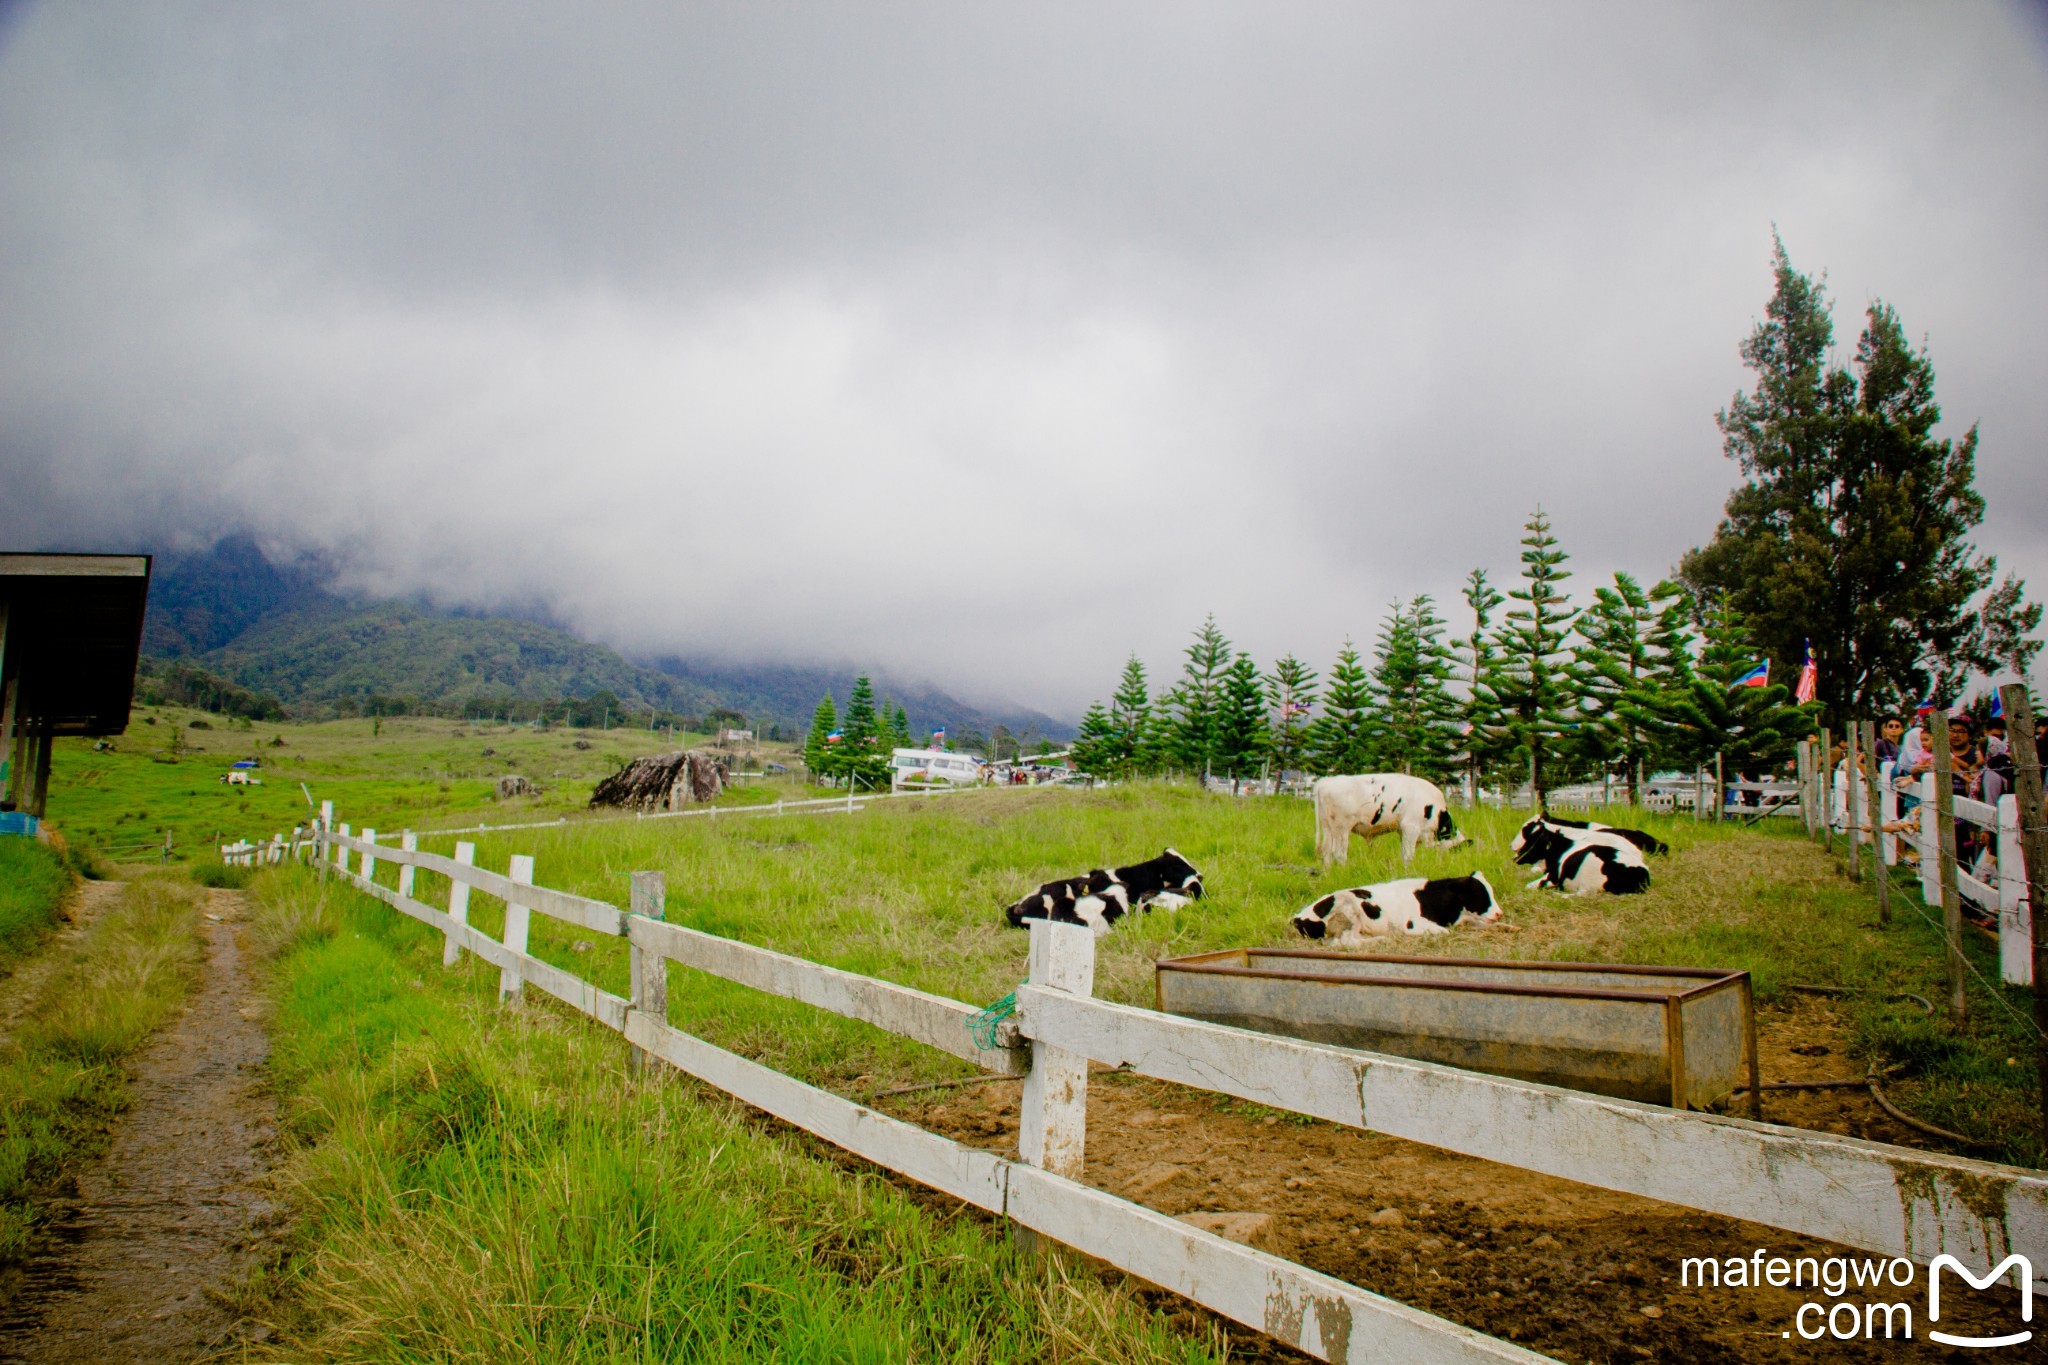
3, 3, 2045, 716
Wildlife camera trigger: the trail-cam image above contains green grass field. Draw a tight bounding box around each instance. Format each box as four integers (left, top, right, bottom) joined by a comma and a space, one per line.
243, 866, 1225, 1363
240, 782, 2045, 1356
41, 708, 768, 864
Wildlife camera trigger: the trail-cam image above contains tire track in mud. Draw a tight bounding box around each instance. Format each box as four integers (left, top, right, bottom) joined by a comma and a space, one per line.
0, 888, 281, 1363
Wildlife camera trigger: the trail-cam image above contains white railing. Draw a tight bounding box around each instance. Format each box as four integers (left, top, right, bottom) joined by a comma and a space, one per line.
1807, 751, 2034, 987
218, 826, 318, 867
310, 814, 2048, 1359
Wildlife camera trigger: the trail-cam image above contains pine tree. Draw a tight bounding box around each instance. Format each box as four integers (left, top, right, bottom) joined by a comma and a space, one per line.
1213, 652, 1270, 781
1170, 615, 1232, 777
803, 694, 840, 784
1264, 654, 1318, 780
1308, 642, 1374, 775
1627, 598, 1812, 774
1474, 509, 1580, 804
1108, 656, 1152, 778
1070, 702, 1118, 778
1681, 237, 2040, 720
1572, 573, 1686, 804
887, 702, 912, 751
1456, 568, 1508, 798
840, 675, 889, 791
1373, 595, 1460, 780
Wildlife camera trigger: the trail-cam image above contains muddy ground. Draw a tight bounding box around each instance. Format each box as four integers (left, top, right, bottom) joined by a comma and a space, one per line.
877, 995, 2042, 1363
0, 885, 281, 1363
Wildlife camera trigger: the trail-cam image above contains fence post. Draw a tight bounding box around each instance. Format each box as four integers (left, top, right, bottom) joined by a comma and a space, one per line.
1930, 720, 1965, 1026
443, 841, 474, 967
1796, 741, 1813, 836
334, 824, 350, 872
499, 853, 534, 1004
1880, 760, 1898, 868
629, 871, 668, 1074
360, 828, 378, 882
1818, 727, 1832, 849
1919, 772, 1940, 908
1999, 794, 2029, 986
1861, 722, 1888, 925
1996, 684, 2048, 1156
1019, 919, 1096, 1184
1714, 751, 1725, 824
1844, 728, 1861, 880
397, 831, 416, 901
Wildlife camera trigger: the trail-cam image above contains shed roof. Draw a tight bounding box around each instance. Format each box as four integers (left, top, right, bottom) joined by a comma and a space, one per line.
1, 553, 153, 737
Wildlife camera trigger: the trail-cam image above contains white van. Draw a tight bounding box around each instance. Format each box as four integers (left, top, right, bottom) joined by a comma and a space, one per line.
892, 748, 985, 788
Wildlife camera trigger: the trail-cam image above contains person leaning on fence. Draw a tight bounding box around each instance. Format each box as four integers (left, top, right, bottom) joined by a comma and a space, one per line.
1875, 716, 1904, 764
1982, 715, 2014, 806
1945, 714, 1992, 865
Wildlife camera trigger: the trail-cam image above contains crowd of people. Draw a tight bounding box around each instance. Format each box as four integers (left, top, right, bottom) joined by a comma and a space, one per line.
1830, 706, 2048, 880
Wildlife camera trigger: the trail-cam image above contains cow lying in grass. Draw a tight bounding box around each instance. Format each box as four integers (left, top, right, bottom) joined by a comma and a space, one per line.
1004, 849, 1204, 935
1535, 814, 1669, 856
1312, 774, 1467, 867
1291, 872, 1500, 943
1511, 819, 1650, 895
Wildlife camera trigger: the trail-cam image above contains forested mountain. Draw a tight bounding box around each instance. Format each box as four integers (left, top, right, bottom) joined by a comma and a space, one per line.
138, 537, 1071, 741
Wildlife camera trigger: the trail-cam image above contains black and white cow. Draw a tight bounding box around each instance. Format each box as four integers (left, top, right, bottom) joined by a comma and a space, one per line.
1291, 872, 1500, 943
1512, 821, 1650, 895
1004, 849, 1204, 935
1533, 814, 1669, 856
1312, 774, 1467, 867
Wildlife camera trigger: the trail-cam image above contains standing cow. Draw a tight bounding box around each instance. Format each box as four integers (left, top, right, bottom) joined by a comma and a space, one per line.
1312, 774, 1466, 867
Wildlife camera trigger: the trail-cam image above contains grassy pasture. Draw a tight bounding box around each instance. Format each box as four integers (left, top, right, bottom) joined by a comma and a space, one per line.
244, 867, 1226, 1363
40, 708, 764, 863
341, 782, 2041, 1162
241, 781, 2044, 1356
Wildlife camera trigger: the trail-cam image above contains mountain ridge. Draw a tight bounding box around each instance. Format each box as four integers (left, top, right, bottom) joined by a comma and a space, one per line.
139, 536, 1073, 742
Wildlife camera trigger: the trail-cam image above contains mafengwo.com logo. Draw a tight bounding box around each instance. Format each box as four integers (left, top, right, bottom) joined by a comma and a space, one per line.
1679, 1248, 2033, 1346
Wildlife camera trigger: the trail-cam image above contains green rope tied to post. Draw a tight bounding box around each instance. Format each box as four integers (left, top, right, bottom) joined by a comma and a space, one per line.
967, 986, 1022, 1052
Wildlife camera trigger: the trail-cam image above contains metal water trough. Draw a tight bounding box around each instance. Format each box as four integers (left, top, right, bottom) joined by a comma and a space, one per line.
1155, 948, 1759, 1113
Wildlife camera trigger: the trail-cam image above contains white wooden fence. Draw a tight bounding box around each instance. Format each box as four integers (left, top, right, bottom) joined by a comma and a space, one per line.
1822, 759, 2035, 985
309, 816, 2048, 1359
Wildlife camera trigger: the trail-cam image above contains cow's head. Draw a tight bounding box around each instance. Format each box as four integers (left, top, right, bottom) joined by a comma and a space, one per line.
1511, 819, 1568, 864
1292, 893, 1336, 939
1160, 848, 1203, 899
1465, 871, 1502, 922
1432, 807, 1467, 849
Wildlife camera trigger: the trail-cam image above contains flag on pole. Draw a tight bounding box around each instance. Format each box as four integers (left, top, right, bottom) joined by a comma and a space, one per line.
1914, 697, 1938, 718
931, 728, 946, 744
825, 729, 844, 744
1733, 660, 1770, 688
1990, 692, 2004, 719
1794, 642, 1818, 704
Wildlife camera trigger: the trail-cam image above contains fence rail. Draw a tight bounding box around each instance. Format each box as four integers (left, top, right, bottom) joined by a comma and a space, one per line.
309, 810, 2048, 1362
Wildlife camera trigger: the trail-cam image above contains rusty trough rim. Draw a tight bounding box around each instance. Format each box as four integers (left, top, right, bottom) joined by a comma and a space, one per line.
1154, 947, 1751, 1006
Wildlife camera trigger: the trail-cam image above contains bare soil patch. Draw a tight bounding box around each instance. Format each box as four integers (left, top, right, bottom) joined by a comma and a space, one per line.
885, 1052, 2039, 1363
0, 888, 282, 1363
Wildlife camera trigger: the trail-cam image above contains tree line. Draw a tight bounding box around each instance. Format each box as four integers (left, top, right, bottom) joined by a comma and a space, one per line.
1069, 240, 2039, 801
1067, 513, 1812, 801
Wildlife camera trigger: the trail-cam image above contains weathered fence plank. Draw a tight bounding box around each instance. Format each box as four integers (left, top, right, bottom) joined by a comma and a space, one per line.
1015, 986, 2048, 1286
326, 830, 626, 936
627, 917, 1025, 1074
443, 840, 474, 967
1003, 1165, 1550, 1363
500, 853, 534, 1004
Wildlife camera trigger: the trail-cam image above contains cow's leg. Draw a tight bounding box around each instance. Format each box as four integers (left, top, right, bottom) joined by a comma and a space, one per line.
1399, 822, 1421, 862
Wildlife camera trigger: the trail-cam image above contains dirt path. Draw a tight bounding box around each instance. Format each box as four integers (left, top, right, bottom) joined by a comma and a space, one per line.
0, 887, 281, 1363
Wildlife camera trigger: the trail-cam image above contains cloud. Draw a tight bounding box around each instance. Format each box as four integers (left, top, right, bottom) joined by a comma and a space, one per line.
3, 2, 2045, 715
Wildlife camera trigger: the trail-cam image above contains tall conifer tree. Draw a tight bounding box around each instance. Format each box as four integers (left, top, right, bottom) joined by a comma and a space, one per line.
1309, 642, 1374, 775
804, 694, 840, 783
1474, 510, 1579, 803
1213, 652, 1270, 780
1170, 615, 1232, 777
1264, 654, 1318, 780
